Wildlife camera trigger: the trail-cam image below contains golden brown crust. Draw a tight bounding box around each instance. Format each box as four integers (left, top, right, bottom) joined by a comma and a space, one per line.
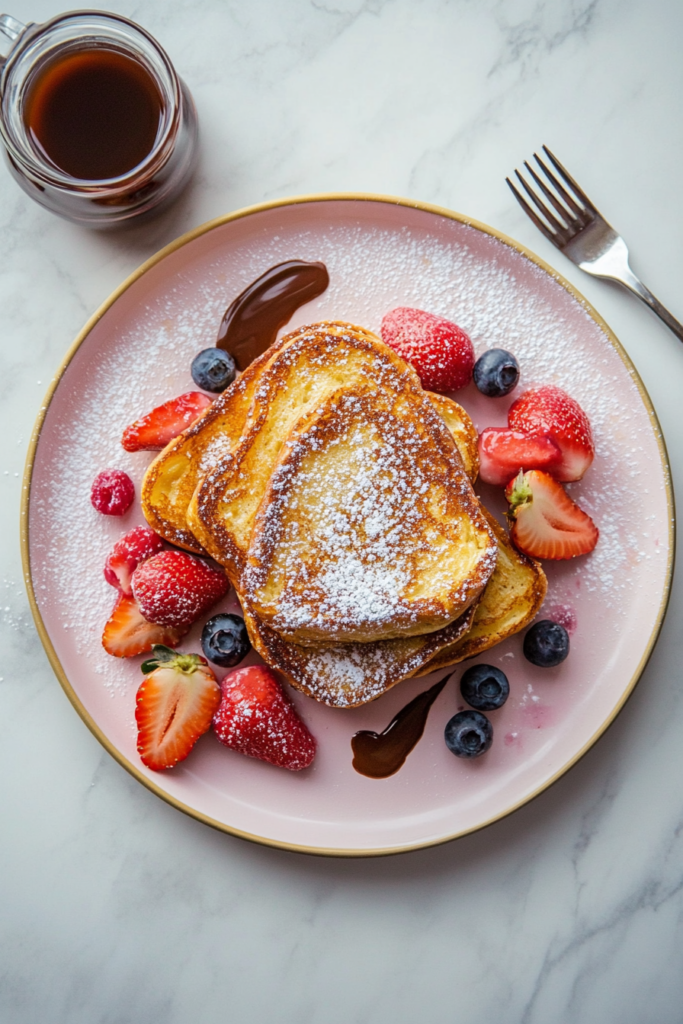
426, 393, 479, 482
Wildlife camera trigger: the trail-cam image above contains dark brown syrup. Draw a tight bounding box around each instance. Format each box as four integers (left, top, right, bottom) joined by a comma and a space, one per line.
24, 49, 163, 180
351, 677, 448, 779
216, 260, 329, 370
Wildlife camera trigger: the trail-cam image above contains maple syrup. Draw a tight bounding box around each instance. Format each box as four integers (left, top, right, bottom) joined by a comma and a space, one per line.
24, 48, 163, 180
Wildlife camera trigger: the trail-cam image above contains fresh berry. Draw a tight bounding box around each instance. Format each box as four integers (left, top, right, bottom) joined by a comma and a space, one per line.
104, 526, 164, 595
478, 428, 562, 486
131, 550, 230, 629
191, 348, 237, 393
444, 710, 493, 758
380, 307, 475, 392
523, 620, 570, 667
473, 348, 520, 397
508, 385, 594, 481
505, 469, 599, 560
135, 646, 221, 771
102, 594, 189, 658
91, 469, 135, 516
460, 664, 510, 711
201, 613, 251, 667
213, 665, 316, 771
121, 392, 212, 452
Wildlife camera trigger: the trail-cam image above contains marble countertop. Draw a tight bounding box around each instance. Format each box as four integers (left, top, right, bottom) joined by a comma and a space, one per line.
3, 1, 683, 1021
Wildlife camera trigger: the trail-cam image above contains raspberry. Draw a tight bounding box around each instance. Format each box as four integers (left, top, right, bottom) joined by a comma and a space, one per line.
91, 469, 135, 516
380, 307, 475, 392
131, 550, 230, 628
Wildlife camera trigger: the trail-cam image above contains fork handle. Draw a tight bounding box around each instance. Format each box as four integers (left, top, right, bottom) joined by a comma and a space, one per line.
580, 240, 683, 343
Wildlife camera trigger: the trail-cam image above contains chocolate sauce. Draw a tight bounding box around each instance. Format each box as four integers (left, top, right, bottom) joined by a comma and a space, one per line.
351, 677, 448, 779
216, 260, 329, 370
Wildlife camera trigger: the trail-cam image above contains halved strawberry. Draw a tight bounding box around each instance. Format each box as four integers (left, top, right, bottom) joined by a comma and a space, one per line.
478, 427, 562, 486
508, 386, 594, 481
505, 470, 599, 560
136, 646, 221, 771
104, 526, 164, 595
102, 594, 190, 658
121, 392, 212, 452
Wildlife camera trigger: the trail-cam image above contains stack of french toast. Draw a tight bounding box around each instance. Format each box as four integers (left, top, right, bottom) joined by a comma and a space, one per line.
141, 322, 547, 708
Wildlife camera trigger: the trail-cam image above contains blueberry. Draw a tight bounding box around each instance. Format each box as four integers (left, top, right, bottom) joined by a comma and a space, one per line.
191, 348, 237, 393
201, 613, 251, 667
460, 664, 509, 711
473, 348, 520, 397
523, 619, 569, 667
444, 710, 493, 758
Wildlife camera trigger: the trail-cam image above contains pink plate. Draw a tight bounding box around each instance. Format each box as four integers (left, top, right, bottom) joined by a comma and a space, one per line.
23, 195, 674, 856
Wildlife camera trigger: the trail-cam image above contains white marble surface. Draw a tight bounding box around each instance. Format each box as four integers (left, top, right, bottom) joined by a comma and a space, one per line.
2, 0, 683, 1021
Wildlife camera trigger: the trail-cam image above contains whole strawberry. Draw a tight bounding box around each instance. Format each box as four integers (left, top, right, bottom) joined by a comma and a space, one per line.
136, 646, 221, 771
104, 525, 164, 595
508, 385, 594, 482
131, 550, 230, 628
213, 665, 316, 771
380, 307, 475, 392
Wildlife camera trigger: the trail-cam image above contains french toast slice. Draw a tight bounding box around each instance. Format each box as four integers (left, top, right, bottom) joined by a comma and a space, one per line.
140, 343, 282, 554
189, 321, 449, 578
426, 393, 479, 482
418, 509, 547, 672
243, 385, 496, 644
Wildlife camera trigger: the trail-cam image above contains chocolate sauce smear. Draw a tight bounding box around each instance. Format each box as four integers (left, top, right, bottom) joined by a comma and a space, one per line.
351, 677, 448, 779
216, 260, 329, 370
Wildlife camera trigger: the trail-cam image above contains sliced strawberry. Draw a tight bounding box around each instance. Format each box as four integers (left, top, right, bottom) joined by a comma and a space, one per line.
121, 392, 212, 452
505, 470, 599, 560
478, 428, 562, 486
213, 665, 316, 771
102, 594, 189, 658
135, 646, 221, 771
131, 550, 230, 629
508, 385, 594, 482
104, 526, 165, 595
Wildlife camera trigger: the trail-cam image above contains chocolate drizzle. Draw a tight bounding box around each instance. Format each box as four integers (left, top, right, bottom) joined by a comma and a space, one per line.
216, 260, 329, 370
351, 677, 448, 779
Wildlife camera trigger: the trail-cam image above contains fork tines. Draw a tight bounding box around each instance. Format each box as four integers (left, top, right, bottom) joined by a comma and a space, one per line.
506, 145, 595, 246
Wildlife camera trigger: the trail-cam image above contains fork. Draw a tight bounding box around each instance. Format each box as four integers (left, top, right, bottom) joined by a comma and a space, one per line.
506, 146, 683, 343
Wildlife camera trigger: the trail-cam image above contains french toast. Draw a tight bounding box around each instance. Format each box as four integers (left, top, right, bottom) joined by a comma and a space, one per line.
419, 509, 547, 672
243, 384, 496, 644
426, 392, 479, 482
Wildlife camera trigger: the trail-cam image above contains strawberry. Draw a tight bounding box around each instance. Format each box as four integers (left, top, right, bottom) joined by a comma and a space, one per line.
213, 665, 316, 771
121, 392, 212, 452
136, 646, 221, 771
104, 525, 164, 595
505, 470, 599, 560
508, 385, 594, 482
478, 428, 562, 486
102, 594, 190, 658
380, 307, 475, 392
131, 549, 229, 629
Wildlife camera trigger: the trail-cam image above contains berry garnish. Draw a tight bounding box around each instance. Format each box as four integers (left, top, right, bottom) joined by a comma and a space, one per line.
135, 645, 221, 771
380, 307, 475, 392
473, 348, 520, 397
523, 620, 570, 667
102, 594, 189, 658
460, 664, 510, 711
91, 469, 135, 516
444, 710, 493, 758
121, 392, 212, 452
131, 550, 230, 629
191, 348, 237, 393
213, 665, 316, 771
201, 613, 251, 667
505, 469, 599, 560
478, 427, 562, 487
508, 385, 594, 482
104, 525, 164, 595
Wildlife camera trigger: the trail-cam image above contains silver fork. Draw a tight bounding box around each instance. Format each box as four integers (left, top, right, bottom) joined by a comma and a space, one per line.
506, 146, 683, 343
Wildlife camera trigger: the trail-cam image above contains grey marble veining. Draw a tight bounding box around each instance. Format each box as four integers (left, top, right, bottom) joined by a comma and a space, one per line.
2, 1, 683, 1021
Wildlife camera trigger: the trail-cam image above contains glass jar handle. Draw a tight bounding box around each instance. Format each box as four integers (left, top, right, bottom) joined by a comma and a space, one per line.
0, 13, 25, 63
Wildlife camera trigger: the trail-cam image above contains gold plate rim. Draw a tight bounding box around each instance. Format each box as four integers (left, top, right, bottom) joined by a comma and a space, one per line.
20, 192, 676, 858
